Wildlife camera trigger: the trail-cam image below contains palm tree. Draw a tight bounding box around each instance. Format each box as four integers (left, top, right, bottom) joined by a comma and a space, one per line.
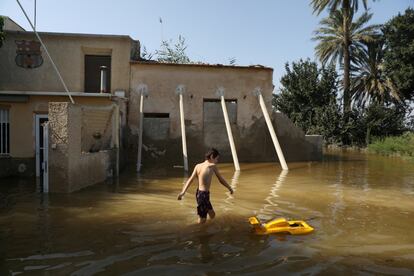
312, 0, 370, 14
313, 9, 379, 118
311, 0, 375, 118
352, 38, 400, 107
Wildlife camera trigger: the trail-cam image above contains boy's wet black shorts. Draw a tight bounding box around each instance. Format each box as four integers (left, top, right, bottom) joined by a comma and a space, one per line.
196, 189, 213, 218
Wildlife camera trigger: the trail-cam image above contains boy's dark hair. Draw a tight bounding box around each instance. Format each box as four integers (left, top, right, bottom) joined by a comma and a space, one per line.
205, 148, 220, 160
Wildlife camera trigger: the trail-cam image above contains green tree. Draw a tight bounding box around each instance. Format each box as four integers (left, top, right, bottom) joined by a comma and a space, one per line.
383, 8, 414, 101
140, 46, 154, 60
273, 59, 342, 144
0, 16, 5, 48
313, 8, 379, 117
155, 35, 191, 64
344, 103, 407, 145
352, 38, 400, 107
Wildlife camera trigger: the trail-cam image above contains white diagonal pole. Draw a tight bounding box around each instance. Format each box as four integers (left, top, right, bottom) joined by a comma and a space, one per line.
255, 88, 288, 170
218, 87, 240, 171
176, 85, 189, 171
16, 0, 75, 104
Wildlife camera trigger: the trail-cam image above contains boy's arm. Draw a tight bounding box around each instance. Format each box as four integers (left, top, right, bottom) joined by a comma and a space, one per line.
178, 165, 198, 200
213, 166, 233, 194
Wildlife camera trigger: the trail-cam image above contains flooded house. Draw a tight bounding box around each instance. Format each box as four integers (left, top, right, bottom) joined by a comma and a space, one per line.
0, 16, 321, 192
0, 16, 132, 191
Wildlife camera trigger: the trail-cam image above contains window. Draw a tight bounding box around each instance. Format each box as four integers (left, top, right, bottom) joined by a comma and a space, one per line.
203, 99, 237, 124
0, 108, 10, 155
143, 113, 170, 141
203, 99, 238, 152
84, 55, 111, 93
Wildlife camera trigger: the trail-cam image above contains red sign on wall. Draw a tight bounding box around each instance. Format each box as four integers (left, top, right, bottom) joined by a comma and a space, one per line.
15, 40, 43, 69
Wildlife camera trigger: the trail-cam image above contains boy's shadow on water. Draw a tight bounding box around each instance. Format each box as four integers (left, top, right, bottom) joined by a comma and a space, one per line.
184, 215, 273, 266
198, 232, 214, 263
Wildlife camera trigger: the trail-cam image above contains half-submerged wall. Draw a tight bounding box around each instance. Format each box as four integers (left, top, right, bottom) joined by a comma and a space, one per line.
48, 102, 118, 192
128, 62, 322, 168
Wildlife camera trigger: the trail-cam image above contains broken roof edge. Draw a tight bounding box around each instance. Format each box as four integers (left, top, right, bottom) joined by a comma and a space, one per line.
0, 15, 26, 31
130, 60, 273, 71
5, 29, 136, 41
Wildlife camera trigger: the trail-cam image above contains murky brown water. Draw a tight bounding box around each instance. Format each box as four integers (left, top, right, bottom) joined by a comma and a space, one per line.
1, 151, 414, 275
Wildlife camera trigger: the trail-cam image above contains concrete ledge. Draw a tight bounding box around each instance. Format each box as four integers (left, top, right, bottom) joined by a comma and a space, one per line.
0, 91, 115, 97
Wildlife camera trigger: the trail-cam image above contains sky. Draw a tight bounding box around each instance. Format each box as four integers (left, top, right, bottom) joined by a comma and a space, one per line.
1, 0, 413, 90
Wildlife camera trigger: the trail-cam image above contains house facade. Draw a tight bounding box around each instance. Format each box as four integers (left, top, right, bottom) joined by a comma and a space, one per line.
0, 18, 135, 178
0, 16, 322, 186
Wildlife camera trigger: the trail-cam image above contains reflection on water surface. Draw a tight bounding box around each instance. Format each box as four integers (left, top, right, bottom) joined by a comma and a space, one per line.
1, 151, 414, 275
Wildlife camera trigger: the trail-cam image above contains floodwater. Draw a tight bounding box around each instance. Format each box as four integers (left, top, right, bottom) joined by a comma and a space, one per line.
1, 151, 414, 275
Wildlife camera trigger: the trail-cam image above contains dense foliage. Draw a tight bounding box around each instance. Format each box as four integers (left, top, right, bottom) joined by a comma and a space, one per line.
273, 59, 342, 144
382, 8, 414, 101
368, 132, 414, 158
0, 16, 5, 48
345, 104, 407, 145
274, 59, 410, 146
156, 35, 191, 64
141, 35, 191, 64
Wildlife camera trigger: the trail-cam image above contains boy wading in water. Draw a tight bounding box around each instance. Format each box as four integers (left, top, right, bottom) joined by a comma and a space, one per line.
178, 148, 233, 224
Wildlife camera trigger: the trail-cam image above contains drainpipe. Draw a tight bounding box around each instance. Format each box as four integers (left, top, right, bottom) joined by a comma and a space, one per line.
100, 66, 108, 93
217, 87, 240, 171
176, 85, 189, 172
254, 87, 288, 170
115, 104, 120, 176
136, 84, 148, 172
42, 122, 49, 193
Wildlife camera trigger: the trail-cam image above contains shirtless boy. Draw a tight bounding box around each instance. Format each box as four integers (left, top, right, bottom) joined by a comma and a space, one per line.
177, 148, 234, 224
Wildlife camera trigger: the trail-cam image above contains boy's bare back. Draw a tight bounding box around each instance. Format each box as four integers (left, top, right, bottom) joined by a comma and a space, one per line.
195, 161, 217, 192
177, 149, 233, 201
177, 148, 233, 223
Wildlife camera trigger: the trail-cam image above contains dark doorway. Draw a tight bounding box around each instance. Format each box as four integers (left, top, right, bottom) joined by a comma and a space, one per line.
203, 99, 237, 160
84, 55, 111, 93
35, 115, 48, 178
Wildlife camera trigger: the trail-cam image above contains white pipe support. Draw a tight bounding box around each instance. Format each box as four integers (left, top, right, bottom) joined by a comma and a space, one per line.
254, 87, 288, 170
217, 87, 240, 171
115, 104, 120, 176
176, 85, 189, 172
136, 84, 148, 172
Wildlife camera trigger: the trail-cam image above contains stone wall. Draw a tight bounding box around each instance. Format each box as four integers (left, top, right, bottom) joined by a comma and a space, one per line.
48, 102, 117, 193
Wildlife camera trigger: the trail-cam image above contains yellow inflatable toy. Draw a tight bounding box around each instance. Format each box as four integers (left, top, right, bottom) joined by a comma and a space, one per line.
249, 216, 314, 235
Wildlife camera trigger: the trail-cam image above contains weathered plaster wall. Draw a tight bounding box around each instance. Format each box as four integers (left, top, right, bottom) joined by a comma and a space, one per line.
3, 96, 112, 158
3, 17, 25, 31
0, 31, 134, 93
49, 102, 116, 193
128, 63, 322, 167
271, 112, 323, 162
81, 106, 114, 152
129, 63, 274, 139
0, 96, 114, 178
